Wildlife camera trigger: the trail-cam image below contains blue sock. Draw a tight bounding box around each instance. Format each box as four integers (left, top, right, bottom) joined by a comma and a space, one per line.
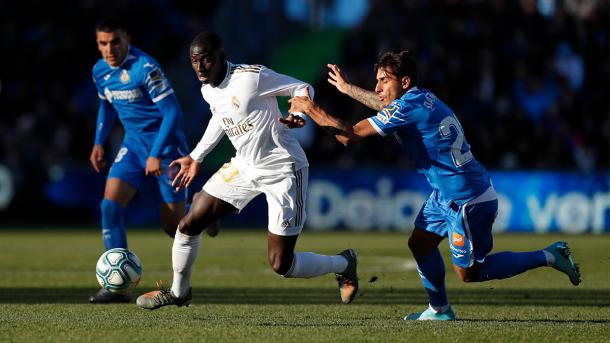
414, 248, 448, 307
477, 251, 547, 281
101, 199, 127, 250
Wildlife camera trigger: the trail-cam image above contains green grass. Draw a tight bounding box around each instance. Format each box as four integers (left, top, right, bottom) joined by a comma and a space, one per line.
1, 229, 609, 342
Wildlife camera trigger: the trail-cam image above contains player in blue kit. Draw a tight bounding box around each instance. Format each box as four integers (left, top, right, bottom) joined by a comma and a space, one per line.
288, 51, 581, 320
88, 18, 192, 303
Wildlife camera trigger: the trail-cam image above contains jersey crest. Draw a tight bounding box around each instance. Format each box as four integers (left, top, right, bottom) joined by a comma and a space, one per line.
231, 96, 240, 110
120, 69, 130, 84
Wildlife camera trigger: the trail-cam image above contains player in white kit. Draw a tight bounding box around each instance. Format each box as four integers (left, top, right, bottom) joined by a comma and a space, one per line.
136, 32, 358, 309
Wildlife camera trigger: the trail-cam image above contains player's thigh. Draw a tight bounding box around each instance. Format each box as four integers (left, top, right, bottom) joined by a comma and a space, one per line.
105, 144, 146, 206
179, 163, 256, 234
449, 199, 498, 269
155, 151, 187, 204
413, 191, 452, 236
202, 161, 260, 211
263, 167, 308, 236
180, 190, 235, 235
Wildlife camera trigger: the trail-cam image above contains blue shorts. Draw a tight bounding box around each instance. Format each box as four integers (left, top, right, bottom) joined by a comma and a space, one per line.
414, 190, 498, 268
107, 141, 187, 204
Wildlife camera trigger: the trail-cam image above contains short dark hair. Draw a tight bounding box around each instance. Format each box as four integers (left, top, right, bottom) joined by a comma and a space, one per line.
190, 31, 224, 54
374, 51, 418, 84
95, 18, 128, 33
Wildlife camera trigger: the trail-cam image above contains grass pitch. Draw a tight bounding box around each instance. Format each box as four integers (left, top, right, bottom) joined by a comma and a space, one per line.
0, 229, 609, 342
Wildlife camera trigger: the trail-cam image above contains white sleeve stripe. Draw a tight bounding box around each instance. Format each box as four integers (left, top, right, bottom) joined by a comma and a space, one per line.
151, 89, 174, 103
367, 118, 386, 136
98, 93, 106, 100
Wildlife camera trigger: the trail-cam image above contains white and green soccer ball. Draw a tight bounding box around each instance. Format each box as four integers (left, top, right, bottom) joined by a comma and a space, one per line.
95, 248, 142, 293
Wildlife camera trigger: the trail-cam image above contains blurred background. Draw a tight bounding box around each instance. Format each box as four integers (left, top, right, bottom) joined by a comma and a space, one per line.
1, 0, 608, 233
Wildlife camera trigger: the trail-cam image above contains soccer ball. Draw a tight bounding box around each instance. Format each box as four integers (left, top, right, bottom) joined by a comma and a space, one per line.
95, 248, 142, 293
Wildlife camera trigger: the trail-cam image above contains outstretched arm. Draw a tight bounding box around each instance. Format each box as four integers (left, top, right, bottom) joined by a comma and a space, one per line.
288, 88, 378, 147
327, 64, 384, 111
189, 116, 225, 163
170, 118, 224, 191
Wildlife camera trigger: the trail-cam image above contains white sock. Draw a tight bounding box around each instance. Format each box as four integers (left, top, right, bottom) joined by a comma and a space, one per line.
543, 250, 555, 266
429, 303, 451, 313
283, 252, 348, 278
171, 230, 202, 298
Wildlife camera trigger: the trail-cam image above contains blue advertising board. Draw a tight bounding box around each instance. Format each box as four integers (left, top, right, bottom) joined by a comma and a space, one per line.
306, 170, 610, 233
41, 168, 610, 233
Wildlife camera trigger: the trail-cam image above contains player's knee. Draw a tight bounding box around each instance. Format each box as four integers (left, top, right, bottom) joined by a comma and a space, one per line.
177, 217, 198, 236
407, 235, 418, 253
408, 235, 429, 256
455, 266, 479, 283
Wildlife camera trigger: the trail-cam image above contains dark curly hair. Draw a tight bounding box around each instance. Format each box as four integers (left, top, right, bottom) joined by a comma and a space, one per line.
374, 51, 417, 85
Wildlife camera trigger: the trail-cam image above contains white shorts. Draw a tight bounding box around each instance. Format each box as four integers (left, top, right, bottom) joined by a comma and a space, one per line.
202, 162, 308, 236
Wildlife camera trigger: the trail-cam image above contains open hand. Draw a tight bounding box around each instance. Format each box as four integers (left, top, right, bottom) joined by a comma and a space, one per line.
169, 155, 199, 191
327, 64, 350, 94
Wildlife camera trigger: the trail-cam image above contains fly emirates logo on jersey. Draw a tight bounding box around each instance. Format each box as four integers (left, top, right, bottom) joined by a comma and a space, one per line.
222, 117, 254, 138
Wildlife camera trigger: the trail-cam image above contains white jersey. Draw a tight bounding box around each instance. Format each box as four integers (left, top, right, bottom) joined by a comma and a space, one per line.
190, 62, 311, 180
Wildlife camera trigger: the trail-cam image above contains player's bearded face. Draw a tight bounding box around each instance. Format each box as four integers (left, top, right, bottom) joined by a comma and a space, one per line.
190, 45, 226, 87
375, 68, 407, 107
96, 30, 130, 67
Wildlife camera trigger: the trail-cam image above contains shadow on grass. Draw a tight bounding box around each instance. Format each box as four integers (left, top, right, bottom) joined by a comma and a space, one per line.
463, 318, 610, 324
1, 287, 609, 306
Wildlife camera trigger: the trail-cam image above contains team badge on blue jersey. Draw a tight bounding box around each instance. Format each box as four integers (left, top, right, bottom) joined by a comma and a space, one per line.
120, 69, 130, 84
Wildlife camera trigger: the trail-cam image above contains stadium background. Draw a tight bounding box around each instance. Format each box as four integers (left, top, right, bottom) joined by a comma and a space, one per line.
1, 0, 608, 233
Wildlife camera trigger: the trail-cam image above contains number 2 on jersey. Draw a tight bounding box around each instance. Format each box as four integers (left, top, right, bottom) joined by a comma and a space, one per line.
439, 116, 473, 167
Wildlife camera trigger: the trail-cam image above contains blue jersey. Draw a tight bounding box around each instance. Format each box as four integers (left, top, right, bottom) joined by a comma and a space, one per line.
368, 87, 490, 204
92, 46, 187, 157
